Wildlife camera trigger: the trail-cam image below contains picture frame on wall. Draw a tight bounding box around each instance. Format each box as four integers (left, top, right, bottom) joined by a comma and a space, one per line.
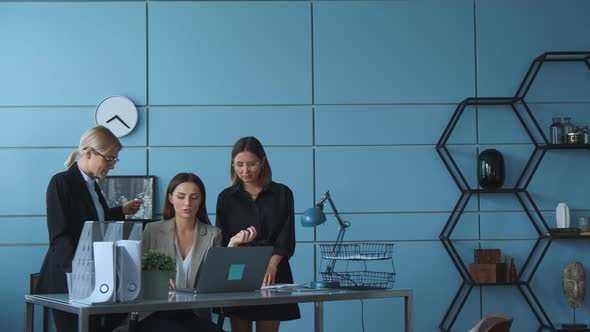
97, 175, 155, 221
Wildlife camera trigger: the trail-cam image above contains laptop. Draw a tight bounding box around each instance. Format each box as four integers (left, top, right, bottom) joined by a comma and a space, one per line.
177, 246, 273, 294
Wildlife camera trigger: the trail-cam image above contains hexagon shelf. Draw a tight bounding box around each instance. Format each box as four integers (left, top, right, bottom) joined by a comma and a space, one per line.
437, 51, 590, 332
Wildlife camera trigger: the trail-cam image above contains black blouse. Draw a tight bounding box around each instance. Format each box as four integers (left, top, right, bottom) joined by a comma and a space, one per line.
215, 181, 295, 259
215, 181, 301, 321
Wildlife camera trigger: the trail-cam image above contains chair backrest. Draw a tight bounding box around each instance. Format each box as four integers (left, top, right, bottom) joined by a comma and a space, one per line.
30, 272, 41, 294
470, 314, 513, 332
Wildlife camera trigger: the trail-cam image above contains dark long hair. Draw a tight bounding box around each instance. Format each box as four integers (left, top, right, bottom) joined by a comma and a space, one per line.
230, 136, 272, 186
163, 173, 211, 224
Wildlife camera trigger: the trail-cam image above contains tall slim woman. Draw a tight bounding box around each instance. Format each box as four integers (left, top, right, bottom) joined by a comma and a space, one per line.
37, 126, 143, 332
216, 136, 300, 332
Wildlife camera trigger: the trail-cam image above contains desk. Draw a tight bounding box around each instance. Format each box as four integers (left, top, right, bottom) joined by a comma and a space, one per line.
25, 288, 412, 332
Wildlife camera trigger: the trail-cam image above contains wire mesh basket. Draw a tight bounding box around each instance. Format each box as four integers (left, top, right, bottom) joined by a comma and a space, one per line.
319, 242, 394, 260
320, 270, 396, 290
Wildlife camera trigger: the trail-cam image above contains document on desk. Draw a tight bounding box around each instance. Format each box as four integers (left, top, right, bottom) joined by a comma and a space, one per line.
261, 283, 328, 292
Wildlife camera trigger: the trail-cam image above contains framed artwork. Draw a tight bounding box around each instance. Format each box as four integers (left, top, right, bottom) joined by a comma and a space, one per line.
97, 175, 155, 221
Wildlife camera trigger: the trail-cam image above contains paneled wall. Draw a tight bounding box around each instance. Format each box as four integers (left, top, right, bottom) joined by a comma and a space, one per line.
1, 0, 590, 331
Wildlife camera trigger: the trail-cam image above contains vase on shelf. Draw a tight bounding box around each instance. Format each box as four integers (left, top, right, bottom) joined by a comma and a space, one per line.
556, 202, 571, 228
550, 118, 565, 144
478, 149, 505, 189
563, 117, 575, 138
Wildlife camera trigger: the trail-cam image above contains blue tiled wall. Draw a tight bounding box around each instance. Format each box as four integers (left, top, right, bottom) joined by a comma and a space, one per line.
1, 0, 590, 331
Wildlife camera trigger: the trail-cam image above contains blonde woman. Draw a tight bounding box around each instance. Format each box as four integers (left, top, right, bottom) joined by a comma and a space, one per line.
37, 126, 143, 332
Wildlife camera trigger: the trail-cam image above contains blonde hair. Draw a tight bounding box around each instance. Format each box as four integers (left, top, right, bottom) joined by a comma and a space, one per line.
64, 126, 122, 168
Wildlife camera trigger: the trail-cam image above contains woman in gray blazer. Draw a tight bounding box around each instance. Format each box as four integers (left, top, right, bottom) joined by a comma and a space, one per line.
137, 173, 256, 332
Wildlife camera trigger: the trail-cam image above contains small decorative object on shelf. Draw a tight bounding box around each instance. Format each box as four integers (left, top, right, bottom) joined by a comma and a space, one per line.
583, 127, 590, 144
562, 262, 587, 330
563, 117, 576, 138
469, 248, 514, 283
478, 149, 505, 189
550, 118, 565, 144
557, 202, 571, 228
578, 218, 590, 232
567, 132, 583, 145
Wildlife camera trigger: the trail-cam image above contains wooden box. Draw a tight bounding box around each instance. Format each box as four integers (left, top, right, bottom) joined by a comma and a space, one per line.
474, 249, 501, 264
470, 263, 507, 283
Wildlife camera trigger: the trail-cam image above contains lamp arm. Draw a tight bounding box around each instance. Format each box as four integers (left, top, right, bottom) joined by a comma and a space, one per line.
324, 192, 350, 231
325, 226, 346, 273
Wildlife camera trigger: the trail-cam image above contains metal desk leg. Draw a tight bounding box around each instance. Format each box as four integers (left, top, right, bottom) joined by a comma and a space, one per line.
25, 301, 34, 332
78, 310, 89, 332
314, 302, 324, 332
405, 294, 413, 332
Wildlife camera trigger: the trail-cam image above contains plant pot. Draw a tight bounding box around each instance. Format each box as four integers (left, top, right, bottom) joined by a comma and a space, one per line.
141, 271, 170, 299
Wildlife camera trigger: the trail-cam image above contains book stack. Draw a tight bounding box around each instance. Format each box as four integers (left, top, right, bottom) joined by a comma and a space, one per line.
469, 249, 516, 283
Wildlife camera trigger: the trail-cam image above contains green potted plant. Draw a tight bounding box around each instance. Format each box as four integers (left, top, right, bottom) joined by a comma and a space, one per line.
141, 249, 175, 299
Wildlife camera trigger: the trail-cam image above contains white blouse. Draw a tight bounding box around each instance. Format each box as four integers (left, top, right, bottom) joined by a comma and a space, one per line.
174, 238, 195, 289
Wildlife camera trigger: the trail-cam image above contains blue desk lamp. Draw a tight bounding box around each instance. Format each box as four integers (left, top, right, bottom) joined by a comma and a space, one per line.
301, 191, 351, 288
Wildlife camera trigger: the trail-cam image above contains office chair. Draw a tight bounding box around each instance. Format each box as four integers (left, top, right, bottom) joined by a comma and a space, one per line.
30, 272, 49, 332
470, 314, 513, 332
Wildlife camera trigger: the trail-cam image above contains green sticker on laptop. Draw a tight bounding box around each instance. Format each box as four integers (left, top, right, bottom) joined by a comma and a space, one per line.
227, 264, 246, 280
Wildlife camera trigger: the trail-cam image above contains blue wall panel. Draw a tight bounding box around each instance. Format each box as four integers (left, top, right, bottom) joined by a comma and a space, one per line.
265, 147, 314, 213
528, 150, 590, 210
149, 2, 311, 105
315, 105, 476, 145
0, 149, 69, 216
149, 106, 312, 146
0, 2, 146, 106
476, 0, 590, 97
478, 105, 537, 144
313, 1, 475, 104
480, 212, 538, 240
315, 146, 471, 212
0, 246, 47, 332
0, 108, 147, 148
315, 212, 479, 241
0, 217, 47, 244
107, 148, 148, 176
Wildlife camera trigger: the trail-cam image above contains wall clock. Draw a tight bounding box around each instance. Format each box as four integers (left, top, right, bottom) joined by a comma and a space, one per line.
95, 96, 138, 138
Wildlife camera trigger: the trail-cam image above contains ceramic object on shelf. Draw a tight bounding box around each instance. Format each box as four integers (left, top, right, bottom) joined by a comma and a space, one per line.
478, 149, 505, 189
556, 203, 571, 229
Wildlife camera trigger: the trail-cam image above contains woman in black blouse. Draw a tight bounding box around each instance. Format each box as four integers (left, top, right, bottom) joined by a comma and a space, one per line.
216, 136, 300, 332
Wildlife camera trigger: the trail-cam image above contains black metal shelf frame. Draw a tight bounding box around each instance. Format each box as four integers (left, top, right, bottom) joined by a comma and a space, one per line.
437, 51, 590, 332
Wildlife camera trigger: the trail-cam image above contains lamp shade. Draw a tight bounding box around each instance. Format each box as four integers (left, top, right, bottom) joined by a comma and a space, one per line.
301, 207, 326, 227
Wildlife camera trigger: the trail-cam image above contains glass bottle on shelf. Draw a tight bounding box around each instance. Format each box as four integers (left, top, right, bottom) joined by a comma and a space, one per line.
563, 117, 575, 136
583, 126, 590, 144
550, 118, 564, 144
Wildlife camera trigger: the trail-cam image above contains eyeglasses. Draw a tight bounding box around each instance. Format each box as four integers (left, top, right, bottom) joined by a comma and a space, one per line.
233, 161, 260, 170
93, 149, 119, 164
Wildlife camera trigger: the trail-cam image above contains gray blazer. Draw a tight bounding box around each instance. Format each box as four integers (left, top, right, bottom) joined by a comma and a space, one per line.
131, 218, 222, 326
142, 218, 222, 289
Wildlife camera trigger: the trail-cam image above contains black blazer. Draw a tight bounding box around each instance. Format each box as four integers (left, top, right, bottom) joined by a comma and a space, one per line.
37, 163, 124, 294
